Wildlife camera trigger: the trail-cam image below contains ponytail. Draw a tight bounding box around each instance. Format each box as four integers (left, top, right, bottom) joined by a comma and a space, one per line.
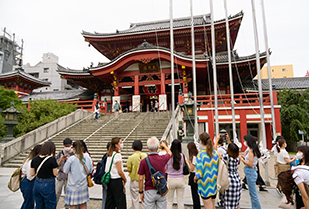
199, 132, 213, 158
277, 139, 286, 153
73, 141, 84, 160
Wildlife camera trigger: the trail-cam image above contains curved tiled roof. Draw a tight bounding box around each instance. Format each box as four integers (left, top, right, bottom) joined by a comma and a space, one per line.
58, 41, 267, 74
82, 11, 243, 37
243, 77, 309, 91
0, 69, 51, 86
20, 89, 93, 102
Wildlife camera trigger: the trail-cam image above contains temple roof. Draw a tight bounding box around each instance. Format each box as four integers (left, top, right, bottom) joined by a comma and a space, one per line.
82, 11, 243, 37
0, 69, 51, 86
243, 77, 309, 91
20, 89, 93, 102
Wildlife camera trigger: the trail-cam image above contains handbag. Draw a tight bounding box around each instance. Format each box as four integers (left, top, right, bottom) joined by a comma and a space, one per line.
7, 166, 24, 192
217, 158, 230, 193
101, 153, 116, 184
75, 155, 94, 187
278, 194, 296, 209
182, 153, 189, 175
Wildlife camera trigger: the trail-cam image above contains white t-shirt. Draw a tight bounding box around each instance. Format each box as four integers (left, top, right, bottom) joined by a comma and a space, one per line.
292, 166, 309, 185
277, 149, 289, 164
158, 150, 167, 156
271, 145, 278, 158
105, 152, 123, 179
191, 156, 196, 173
217, 146, 227, 155
22, 159, 35, 181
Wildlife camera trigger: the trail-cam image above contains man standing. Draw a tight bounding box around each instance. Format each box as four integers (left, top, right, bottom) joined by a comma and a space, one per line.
138, 137, 171, 209
127, 140, 147, 209
113, 100, 121, 119
56, 138, 74, 209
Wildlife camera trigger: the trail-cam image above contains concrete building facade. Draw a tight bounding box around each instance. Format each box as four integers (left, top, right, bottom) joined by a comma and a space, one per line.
23, 53, 67, 92
260, 64, 294, 79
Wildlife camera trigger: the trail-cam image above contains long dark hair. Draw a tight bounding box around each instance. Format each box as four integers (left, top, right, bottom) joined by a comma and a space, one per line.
170, 139, 182, 170
187, 142, 198, 163
24, 144, 42, 163
73, 141, 84, 160
297, 146, 309, 165
107, 137, 121, 157
39, 141, 56, 156
278, 170, 296, 205
227, 143, 239, 159
199, 132, 213, 158
276, 138, 286, 153
244, 134, 261, 158
79, 140, 90, 156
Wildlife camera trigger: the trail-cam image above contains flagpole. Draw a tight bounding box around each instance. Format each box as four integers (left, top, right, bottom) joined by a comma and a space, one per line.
210, 0, 219, 136
223, 0, 236, 141
261, 0, 277, 143
251, 0, 269, 185
169, 0, 176, 139
190, 0, 198, 142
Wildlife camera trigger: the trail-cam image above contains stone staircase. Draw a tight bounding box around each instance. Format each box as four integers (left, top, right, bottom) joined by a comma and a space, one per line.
2, 111, 171, 170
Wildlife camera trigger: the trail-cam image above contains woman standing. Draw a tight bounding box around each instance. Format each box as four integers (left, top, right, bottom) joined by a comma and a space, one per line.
276, 138, 295, 175
30, 141, 59, 209
186, 142, 200, 209
239, 134, 261, 209
214, 134, 241, 209
63, 141, 93, 209
194, 132, 219, 209
166, 139, 186, 209
20, 144, 42, 209
105, 137, 127, 209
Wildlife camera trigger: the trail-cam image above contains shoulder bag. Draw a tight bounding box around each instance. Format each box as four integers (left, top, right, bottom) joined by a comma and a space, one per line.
101, 153, 116, 185
182, 153, 189, 175
75, 155, 94, 187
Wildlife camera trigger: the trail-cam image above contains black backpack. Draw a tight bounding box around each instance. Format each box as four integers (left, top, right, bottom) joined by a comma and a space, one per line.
145, 156, 170, 196
93, 154, 107, 184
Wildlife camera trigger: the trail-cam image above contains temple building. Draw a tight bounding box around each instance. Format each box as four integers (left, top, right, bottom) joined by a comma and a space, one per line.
58, 11, 281, 149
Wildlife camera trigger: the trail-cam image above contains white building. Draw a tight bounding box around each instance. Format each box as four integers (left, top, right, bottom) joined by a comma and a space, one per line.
23, 53, 68, 92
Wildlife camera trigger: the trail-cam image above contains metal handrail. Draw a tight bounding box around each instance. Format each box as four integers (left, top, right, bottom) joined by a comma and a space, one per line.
122, 103, 165, 143
83, 114, 117, 142
84, 102, 143, 142
161, 105, 180, 142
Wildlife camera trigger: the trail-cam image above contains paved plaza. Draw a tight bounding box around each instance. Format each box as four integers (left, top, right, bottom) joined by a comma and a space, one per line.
0, 153, 283, 209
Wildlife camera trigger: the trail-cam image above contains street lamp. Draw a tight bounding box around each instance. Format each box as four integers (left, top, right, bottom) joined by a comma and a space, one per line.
0, 101, 23, 143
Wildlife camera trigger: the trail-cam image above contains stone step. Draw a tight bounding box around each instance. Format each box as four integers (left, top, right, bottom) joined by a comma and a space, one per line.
2, 111, 171, 169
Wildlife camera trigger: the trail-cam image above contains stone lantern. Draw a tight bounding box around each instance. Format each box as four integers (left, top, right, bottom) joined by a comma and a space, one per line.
1, 101, 23, 143
179, 92, 202, 142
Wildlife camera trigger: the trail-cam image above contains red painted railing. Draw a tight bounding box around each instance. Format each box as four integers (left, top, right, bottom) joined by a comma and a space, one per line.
194, 92, 272, 107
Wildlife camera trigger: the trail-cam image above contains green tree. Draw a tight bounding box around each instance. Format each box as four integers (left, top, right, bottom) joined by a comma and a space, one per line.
277, 88, 309, 142
14, 99, 77, 137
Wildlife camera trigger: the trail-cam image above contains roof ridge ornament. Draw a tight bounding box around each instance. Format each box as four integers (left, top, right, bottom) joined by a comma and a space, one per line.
136, 40, 156, 49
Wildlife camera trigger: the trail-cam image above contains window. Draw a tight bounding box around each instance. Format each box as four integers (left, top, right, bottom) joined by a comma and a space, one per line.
43, 78, 48, 81
29, 73, 39, 78
282, 68, 286, 72
272, 69, 274, 72
43, 68, 49, 73
53, 89, 59, 91
283, 76, 286, 78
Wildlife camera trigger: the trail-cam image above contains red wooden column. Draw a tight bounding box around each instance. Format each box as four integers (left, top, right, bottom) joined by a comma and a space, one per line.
160, 73, 166, 94
265, 123, 272, 149
239, 109, 247, 152
134, 75, 139, 95
207, 110, 214, 140
114, 87, 120, 96
272, 90, 282, 135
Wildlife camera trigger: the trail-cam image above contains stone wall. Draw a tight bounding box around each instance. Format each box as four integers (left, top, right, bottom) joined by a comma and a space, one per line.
0, 109, 92, 165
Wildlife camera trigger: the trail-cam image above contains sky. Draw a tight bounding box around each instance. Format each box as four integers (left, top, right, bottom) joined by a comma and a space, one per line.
1, 0, 308, 77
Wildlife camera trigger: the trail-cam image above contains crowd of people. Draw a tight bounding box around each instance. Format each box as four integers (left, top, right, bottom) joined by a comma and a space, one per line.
18, 131, 309, 209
